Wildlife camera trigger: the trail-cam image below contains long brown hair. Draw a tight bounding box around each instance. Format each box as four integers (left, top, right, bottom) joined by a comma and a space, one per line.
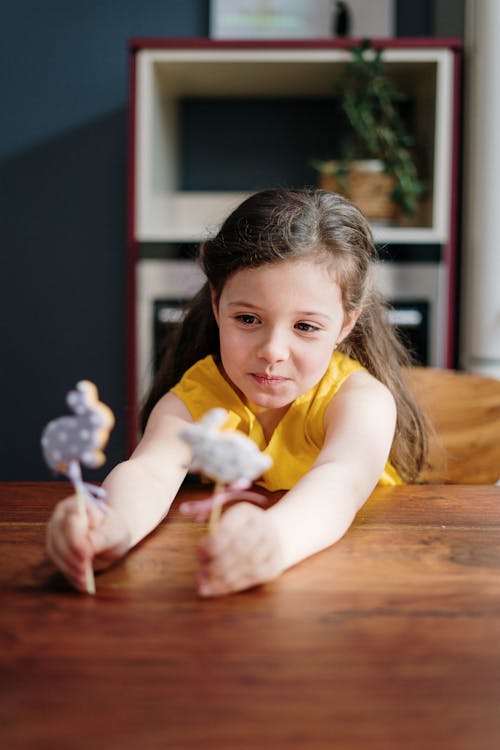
142, 188, 427, 481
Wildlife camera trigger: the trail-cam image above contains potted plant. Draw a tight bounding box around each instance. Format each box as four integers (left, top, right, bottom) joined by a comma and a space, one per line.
312, 40, 425, 221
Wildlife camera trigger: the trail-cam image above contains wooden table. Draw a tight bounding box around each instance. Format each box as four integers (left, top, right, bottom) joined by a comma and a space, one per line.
1, 482, 500, 750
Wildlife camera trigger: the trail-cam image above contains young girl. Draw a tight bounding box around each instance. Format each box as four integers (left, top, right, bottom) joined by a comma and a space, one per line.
46, 188, 427, 597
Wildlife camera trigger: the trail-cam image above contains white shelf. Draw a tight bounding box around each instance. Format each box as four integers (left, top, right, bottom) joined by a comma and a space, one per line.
137, 190, 449, 245
134, 45, 454, 244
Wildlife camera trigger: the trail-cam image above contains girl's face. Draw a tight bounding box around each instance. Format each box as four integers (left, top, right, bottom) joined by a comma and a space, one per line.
212, 259, 360, 417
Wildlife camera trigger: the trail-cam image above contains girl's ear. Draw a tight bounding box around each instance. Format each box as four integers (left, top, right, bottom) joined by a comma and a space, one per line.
337, 308, 362, 345
210, 285, 219, 325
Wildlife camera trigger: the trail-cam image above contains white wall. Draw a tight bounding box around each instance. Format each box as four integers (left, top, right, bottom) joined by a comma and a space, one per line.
462, 0, 500, 377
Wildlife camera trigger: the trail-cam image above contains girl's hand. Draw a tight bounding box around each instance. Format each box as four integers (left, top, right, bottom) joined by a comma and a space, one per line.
46, 496, 131, 592
196, 502, 284, 597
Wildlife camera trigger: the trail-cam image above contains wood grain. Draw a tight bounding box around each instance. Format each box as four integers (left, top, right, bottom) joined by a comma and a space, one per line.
404, 366, 500, 484
1, 482, 500, 750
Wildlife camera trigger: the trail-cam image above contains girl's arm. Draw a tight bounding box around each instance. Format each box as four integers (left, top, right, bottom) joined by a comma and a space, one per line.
197, 370, 397, 596
267, 370, 397, 569
46, 393, 193, 590
103, 393, 193, 546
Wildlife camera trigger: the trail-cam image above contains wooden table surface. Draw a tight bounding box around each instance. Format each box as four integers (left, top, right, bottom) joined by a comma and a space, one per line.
1, 481, 500, 750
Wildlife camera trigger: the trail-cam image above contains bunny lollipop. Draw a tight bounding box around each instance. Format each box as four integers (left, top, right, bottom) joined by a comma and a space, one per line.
41, 380, 115, 593
178, 408, 273, 530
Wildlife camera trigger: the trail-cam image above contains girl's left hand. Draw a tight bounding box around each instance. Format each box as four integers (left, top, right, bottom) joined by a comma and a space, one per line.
196, 502, 284, 597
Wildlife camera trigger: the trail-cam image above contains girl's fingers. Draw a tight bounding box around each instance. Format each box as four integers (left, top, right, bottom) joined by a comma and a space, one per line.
196, 503, 284, 597
89, 510, 131, 566
85, 498, 108, 530
199, 502, 261, 558
46, 531, 84, 576
48, 500, 92, 559
46, 496, 98, 590
47, 493, 131, 589
197, 564, 260, 597
46, 534, 89, 591
198, 552, 277, 596
200, 504, 276, 566
197, 567, 240, 597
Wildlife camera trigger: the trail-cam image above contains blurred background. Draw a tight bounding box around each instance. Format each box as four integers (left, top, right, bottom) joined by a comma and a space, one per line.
0, 1, 467, 479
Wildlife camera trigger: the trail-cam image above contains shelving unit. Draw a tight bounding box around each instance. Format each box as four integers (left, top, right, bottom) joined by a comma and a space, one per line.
127, 38, 462, 446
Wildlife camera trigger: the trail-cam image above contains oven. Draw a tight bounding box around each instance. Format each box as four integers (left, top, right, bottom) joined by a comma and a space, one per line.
137, 249, 443, 399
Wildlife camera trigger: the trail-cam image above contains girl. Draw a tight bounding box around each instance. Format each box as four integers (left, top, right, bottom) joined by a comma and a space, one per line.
47, 189, 427, 597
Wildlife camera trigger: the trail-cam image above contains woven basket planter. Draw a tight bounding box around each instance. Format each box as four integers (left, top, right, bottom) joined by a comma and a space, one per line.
317, 160, 397, 223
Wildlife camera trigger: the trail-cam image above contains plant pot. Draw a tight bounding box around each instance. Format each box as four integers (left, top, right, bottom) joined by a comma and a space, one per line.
317, 160, 398, 223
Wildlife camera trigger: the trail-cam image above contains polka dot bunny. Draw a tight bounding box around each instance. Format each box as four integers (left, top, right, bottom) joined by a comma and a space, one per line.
179, 408, 272, 486
178, 408, 272, 529
41, 381, 114, 473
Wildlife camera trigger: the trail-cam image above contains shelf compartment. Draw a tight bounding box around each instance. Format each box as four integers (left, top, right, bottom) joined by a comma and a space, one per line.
134, 46, 454, 242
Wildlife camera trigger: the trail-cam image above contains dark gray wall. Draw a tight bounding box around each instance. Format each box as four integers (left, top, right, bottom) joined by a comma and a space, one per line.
0, 1, 462, 480
0, 1, 209, 480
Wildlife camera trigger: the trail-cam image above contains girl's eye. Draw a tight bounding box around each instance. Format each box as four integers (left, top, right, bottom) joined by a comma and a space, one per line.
235, 314, 259, 325
295, 322, 320, 333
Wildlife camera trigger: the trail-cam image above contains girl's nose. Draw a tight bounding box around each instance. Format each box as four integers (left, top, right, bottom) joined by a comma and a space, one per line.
256, 327, 289, 363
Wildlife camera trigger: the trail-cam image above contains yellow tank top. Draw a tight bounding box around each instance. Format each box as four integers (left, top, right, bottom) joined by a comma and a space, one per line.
171, 352, 402, 491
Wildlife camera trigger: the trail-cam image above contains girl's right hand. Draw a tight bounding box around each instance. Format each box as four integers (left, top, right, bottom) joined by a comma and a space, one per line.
46, 496, 131, 592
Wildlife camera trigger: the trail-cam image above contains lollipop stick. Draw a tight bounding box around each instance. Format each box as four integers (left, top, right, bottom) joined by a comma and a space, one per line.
67, 461, 96, 595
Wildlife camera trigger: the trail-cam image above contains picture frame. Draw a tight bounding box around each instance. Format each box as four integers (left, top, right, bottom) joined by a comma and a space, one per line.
209, 0, 394, 40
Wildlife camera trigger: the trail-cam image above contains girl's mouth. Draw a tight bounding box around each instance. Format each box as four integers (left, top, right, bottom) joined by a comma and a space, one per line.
251, 373, 288, 387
